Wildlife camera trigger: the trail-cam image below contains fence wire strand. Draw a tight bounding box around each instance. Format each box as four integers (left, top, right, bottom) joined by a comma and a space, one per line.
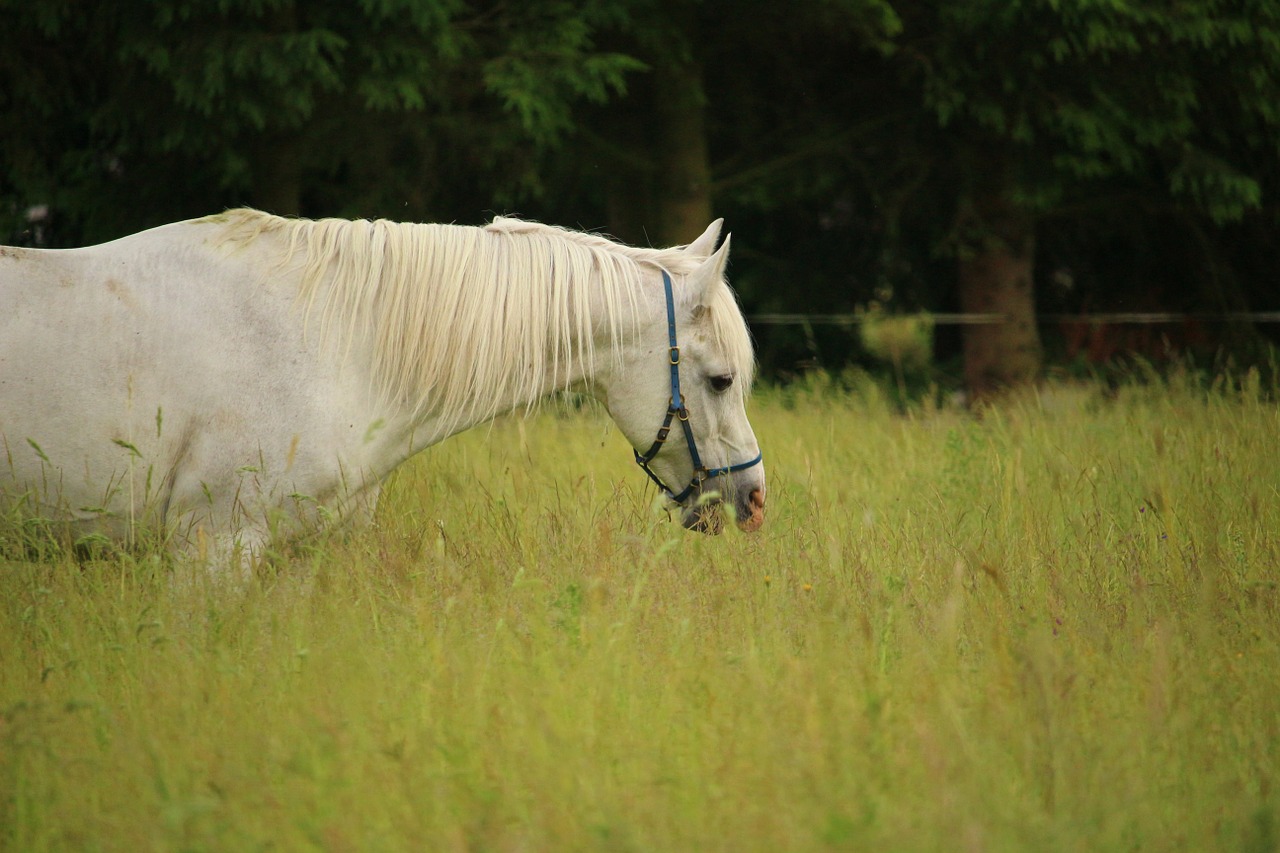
749, 312, 1280, 326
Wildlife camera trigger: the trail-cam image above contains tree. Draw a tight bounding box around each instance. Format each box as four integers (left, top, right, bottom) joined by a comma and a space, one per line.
0, 0, 641, 243
9, 0, 1280, 389
568, 0, 900, 246
886, 0, 1280, 397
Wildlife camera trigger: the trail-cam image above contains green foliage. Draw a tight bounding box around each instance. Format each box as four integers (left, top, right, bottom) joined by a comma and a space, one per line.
480, 4, 644, 146
897, 0, 1280, 221
0, 0, 643, 240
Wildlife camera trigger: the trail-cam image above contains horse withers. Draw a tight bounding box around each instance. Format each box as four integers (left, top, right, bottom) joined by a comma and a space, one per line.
0, 211, 765, 564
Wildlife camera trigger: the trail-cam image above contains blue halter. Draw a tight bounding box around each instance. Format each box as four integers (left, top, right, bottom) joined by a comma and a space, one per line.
633, 271, 764, 504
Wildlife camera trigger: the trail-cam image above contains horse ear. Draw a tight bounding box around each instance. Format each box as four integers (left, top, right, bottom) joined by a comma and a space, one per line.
688, 233, 732, 307
684, 219, 724, 258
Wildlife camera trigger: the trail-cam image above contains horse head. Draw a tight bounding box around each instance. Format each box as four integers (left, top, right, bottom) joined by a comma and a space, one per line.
601, 221, 766, 533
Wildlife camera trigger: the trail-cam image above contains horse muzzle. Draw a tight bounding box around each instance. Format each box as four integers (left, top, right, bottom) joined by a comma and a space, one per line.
681, 485, 766, 534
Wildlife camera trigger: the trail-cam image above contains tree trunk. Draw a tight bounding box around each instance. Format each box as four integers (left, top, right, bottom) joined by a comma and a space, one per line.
652, 56, 712, 245
957, 187, 1042, 401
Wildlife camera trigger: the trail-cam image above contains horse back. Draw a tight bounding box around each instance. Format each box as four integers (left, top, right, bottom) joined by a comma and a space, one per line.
0, 221, 345, 532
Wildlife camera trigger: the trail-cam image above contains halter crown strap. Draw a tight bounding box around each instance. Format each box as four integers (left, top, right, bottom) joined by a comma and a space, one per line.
633, 271, 763, 504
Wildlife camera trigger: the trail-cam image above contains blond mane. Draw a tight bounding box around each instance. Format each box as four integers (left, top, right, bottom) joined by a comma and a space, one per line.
206, 209, 754, 430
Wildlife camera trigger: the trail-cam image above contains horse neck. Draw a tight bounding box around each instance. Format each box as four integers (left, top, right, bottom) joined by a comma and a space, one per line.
575, 257, 658, 389
373, 252, 653, 454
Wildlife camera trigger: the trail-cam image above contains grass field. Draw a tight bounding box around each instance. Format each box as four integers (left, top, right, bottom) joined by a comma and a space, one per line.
2, 374, 1278, 852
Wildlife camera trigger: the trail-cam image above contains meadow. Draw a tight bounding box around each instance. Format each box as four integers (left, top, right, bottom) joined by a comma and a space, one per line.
2, 374, 1278, 852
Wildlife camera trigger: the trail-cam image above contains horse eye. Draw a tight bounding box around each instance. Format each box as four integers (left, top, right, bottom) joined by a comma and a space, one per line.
709, 374, 734, 393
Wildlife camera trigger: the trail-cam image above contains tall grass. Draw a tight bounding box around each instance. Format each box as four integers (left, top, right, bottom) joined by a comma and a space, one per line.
2, 376, 1278, 851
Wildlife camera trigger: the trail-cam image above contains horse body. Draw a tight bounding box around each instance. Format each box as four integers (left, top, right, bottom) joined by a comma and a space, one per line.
0, 211, 764, 561
2, 220, 391, 550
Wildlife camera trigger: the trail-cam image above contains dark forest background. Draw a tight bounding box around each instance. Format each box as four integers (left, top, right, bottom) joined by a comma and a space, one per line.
5, 0, 1280, 395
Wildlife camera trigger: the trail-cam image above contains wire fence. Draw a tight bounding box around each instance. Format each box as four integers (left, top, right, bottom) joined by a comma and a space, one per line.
748, 311, 1280, 327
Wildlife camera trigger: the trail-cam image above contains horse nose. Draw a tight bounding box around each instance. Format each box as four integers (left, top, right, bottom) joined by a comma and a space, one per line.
738, 488, 765, 532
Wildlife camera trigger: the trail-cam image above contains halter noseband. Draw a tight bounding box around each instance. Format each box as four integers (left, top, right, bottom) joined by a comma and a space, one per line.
632, 271, 764, 504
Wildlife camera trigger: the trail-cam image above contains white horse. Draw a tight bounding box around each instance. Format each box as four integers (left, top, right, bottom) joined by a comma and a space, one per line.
0, 210, 765, 563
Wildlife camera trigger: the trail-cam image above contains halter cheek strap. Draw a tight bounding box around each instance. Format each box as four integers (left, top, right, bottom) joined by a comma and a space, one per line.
632, 271, 763, 504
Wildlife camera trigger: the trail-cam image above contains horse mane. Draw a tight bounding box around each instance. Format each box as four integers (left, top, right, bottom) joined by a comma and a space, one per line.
205, 208, 754, 430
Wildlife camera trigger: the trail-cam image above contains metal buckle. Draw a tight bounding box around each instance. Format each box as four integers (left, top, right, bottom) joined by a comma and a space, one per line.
669, 346, 680, 365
